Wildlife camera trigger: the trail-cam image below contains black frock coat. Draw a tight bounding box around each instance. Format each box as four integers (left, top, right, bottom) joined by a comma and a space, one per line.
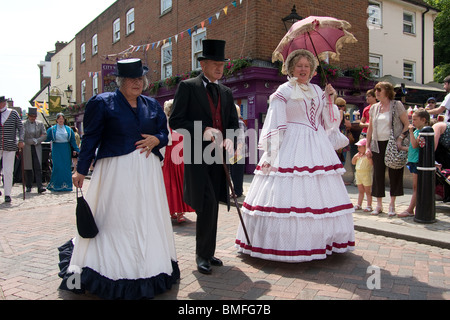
169, 74, 239, 211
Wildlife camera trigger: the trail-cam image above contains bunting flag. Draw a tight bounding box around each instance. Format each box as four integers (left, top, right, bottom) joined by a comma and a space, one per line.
102, 0, 245, 60
88, 71, 101, 78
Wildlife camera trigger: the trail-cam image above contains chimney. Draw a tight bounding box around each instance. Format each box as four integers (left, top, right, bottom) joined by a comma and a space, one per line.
55, 41, 68, 53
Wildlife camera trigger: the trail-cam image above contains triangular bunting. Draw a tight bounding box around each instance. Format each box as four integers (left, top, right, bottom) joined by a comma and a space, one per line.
223, 6, 228, 15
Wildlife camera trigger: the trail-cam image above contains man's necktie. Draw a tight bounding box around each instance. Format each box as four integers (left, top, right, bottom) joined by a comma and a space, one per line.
203, 76, 219, 106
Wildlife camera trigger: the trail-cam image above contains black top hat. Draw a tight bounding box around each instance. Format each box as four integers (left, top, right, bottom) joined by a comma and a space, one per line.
0, 96, 6, 103
114, 58, 149, 78
197, 39, 229, 62
28, 107, 38, 116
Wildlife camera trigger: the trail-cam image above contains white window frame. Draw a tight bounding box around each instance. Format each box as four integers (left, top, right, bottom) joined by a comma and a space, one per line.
93, 73, 99, 95
92, 34, 98, 55
403, 11, 416, 35
192, 28, 207, 70
126, 8, 135, 35
81, 80, 86, 103
69, 53, 73, 71
161, 42, 172, 79
56, 62, 60, 79
367, 1, 382, 27
113, 18, 121, 43
403, 61, 416, 82
369, 54, 382, 78
80, 43, 86, 62
161, 0, 172, 15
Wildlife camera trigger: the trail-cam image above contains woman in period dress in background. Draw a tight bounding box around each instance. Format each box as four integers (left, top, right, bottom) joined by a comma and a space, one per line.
235, 49, 355, 262
162, 99, 194, 223
46, 113, 79, 192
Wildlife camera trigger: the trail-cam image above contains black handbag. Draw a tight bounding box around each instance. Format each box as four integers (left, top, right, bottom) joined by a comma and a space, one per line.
76, 188, 98, 238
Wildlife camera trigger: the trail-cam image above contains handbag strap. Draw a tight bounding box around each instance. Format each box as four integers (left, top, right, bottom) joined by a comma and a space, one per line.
76, 187, 83, 198
390, 100, 398, 132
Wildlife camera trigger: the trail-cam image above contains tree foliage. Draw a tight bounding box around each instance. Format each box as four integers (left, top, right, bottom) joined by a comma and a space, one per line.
424, 0, 450, 81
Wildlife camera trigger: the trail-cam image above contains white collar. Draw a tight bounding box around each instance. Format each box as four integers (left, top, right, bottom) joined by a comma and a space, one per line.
202, 75, 218, 85
288, 77, 317, 101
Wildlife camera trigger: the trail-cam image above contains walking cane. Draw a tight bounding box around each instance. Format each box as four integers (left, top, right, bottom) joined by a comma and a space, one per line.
214, 133, 251, 246
20, 149, 25, 200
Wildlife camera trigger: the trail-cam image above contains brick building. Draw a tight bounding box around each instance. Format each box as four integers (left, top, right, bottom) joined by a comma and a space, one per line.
73, 0, 372, 171
76, 0, 368, 96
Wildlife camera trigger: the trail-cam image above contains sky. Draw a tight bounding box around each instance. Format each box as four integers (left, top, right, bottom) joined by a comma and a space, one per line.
0, 0, 117, 111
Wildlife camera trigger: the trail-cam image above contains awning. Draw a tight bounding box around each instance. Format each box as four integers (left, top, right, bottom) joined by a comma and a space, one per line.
378, 75, 445, 92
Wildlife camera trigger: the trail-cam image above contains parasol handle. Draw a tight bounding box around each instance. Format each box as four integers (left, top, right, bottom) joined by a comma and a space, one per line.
306, 31, 336, 121
307, 31, 328, 85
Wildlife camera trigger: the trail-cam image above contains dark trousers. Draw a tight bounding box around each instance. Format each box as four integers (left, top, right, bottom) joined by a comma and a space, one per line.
371, 140, 404, 197
196, 163, 223, 260
25, 145, 43, 190
230, 163, 245, 197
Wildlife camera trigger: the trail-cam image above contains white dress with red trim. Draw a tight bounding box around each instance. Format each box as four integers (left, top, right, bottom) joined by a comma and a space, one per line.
235, 79, 355, 262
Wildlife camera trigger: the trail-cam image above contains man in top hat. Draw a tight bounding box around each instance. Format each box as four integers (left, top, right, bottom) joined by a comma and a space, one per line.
0, 96, 24, 202
170, 39, 239, 274
23, 107, 47, 193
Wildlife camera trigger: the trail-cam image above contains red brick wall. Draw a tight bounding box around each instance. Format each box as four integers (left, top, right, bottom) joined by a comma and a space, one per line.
76, 0, 368, 102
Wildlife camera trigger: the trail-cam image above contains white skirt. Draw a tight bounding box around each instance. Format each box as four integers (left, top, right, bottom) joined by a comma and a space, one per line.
63, 150, 178, 299
236, 124, 355, 262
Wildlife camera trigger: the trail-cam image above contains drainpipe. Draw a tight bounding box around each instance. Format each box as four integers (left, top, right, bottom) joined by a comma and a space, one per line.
422, 6, 430, 84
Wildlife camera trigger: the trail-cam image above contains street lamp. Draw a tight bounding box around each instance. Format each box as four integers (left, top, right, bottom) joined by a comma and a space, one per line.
64, 85, 73, 103
282, 5, 303, 31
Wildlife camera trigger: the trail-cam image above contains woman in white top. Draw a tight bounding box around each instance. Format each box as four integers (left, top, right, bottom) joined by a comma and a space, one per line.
365, 82, 409, 216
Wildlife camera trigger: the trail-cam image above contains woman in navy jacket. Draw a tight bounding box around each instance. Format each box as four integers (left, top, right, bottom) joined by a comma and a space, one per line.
58, 59, 179, 300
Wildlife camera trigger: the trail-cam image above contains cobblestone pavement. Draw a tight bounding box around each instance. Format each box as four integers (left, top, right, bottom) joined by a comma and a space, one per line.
1, 177, 449, 301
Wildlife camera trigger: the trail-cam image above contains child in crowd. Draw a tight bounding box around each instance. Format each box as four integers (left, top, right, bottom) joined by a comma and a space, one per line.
351, 138, 373, 212
396, 108, 430, 217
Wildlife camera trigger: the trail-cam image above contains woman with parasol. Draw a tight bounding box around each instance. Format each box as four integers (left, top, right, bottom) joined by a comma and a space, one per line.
235, 48, 355, 262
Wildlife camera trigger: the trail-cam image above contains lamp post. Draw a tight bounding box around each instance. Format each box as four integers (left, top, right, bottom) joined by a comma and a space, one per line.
282, 5, 303, 31
64, 85, 73, 105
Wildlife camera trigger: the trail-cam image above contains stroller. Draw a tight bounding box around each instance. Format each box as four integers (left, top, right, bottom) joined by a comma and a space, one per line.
436, 168, 450, 203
